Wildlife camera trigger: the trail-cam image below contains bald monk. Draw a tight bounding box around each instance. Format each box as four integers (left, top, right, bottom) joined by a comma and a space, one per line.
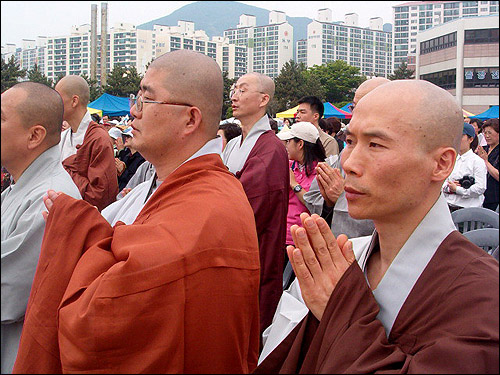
1, 82, 81, 374
303, 77, 390, 239
55, 75, 118, 211
255, 80, 499, 373
222, 72, 289, 335
13, 50, 260, 373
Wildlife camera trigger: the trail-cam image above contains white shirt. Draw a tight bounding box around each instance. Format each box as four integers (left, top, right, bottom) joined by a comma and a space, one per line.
102, 137, 223, 226
59, 111, 92, 162
222, 115, 271, 174
443, 149, 487, 208
1, 145, 81, 374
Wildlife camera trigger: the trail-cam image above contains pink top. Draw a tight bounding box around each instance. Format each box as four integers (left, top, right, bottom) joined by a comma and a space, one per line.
286, 160, 318, 245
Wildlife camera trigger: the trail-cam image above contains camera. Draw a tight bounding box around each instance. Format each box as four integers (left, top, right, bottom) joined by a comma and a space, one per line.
457, 175, 475, 189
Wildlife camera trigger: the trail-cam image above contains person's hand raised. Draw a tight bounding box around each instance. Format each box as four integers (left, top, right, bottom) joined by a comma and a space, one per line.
42, 189, 62, 221
316, 162, 344, 207
287, 213, 355, 320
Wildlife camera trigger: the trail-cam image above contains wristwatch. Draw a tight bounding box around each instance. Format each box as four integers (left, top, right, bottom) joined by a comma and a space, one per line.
293, 184, 303, 193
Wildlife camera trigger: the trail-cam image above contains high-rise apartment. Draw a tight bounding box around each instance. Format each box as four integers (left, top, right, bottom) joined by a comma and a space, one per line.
224, 11, 294, 78
393, 1, 499, 71
303, 9, 393, 77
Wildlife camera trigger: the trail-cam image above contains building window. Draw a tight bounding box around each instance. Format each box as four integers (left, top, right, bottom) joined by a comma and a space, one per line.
464, 28, 499, 44
420, 69, 456, 90
420, 32, 457, 54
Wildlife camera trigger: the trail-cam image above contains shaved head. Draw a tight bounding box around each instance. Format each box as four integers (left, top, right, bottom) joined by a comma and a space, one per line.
148, 50, 224, 133
241, 72, 275, 102
357, 80, 463, 152
353, 77, 390, 105
55, 75, 90, 107
9, 81, 64, 145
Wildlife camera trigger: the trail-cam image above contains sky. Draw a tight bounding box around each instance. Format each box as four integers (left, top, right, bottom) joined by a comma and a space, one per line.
1, 1, 403, 47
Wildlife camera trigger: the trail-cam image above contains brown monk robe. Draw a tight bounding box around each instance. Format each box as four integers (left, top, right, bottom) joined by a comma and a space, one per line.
62, 120, 118, 211
13, 154, 261, 374
255, 230, 499, 373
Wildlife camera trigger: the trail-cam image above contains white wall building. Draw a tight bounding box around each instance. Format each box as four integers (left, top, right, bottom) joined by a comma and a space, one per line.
393, 1, 499, 71
416, 14, 499, 113
153, 21, 249, 79
305, 9, 393, 77
224, 11, 293, 78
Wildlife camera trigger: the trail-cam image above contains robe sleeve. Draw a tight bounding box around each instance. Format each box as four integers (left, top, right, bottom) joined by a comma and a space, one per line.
257, 259, 499, 374
1, 198, 46, 323
63, 126, 118, 211
13, 194, 114, 374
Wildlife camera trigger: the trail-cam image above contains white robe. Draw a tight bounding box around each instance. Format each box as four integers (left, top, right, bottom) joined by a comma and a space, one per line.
1, 145, 81, 374
59, 111, 92, 162
222, 115, 271, 174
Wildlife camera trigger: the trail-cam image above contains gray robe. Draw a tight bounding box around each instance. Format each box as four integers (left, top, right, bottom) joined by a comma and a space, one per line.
1, 145, 81, 374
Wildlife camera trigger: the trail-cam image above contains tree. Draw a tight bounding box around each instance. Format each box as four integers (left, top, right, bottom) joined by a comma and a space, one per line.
104, 65, 142, 97
271, 60, 326, 115
222, 70, 236, 119
81, 72, 103, 102
389, 61, 415, 80
307, 60, 365, 105
1, 56, 26, 92
26, 64, 52, 87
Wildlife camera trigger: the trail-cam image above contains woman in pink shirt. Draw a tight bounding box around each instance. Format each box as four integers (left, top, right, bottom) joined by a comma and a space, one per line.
278, 122, 326, 247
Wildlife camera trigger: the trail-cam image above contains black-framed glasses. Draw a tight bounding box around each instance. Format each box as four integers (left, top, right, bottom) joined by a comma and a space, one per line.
129, 93, 192, 113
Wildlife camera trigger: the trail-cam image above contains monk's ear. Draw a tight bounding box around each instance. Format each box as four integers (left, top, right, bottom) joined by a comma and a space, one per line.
184, 106, 202, 135
259, 93, 270, 108
27, 125, 47, 150
430, 146, 456, 182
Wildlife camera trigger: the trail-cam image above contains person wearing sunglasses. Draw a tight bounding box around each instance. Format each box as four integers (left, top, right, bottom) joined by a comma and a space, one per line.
14, 50, 261, 374
222, 72, 289, 337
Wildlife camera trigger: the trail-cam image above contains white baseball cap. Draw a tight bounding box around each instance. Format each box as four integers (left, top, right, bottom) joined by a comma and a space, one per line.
121, 126, 134, 138
108, 127, 122, 140
277, 121, 319, 143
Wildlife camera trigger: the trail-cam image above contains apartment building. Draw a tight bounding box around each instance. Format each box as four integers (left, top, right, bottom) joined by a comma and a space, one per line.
153, 21, 248, 79
393, 1, 499, 71
1, 38, 47, 73
224, 11, 294, 78
44, 23, 154, 83
303, 9, 393, 77
416, 14, 498, 113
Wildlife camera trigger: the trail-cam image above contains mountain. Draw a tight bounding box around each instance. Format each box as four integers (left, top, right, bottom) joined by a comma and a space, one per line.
137, 1, 312, 50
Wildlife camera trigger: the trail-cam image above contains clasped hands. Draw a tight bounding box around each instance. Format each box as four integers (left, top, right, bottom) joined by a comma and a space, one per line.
288, 212, 355, 321
316, 162, 344, 207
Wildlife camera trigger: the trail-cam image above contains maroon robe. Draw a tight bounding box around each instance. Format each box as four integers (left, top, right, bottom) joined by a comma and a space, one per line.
236, 130, 289, 334
62, 121, 118, 211
255, 231, 499, 373
13, 155, 261, 374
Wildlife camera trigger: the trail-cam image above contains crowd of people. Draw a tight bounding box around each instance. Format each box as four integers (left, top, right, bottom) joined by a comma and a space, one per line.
1, 49, 498, 374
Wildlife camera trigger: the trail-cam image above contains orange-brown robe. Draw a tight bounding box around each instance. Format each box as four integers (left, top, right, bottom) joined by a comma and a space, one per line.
62, 121, 118, 211
13, 154, 261, 374
255, 231, 499, 373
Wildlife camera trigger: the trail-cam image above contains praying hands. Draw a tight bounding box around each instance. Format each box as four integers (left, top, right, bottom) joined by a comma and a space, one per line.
287, 212, 355, 320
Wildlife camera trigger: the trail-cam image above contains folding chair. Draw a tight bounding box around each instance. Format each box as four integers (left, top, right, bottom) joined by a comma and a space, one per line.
463, 228, 500, 255
451, 207, 499, 233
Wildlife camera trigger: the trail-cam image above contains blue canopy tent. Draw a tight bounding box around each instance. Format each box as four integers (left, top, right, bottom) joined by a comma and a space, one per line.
340, 103, 353, 113
88, 93, 131, 117
470, 105, 499, 120
323, 102, 352, 119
